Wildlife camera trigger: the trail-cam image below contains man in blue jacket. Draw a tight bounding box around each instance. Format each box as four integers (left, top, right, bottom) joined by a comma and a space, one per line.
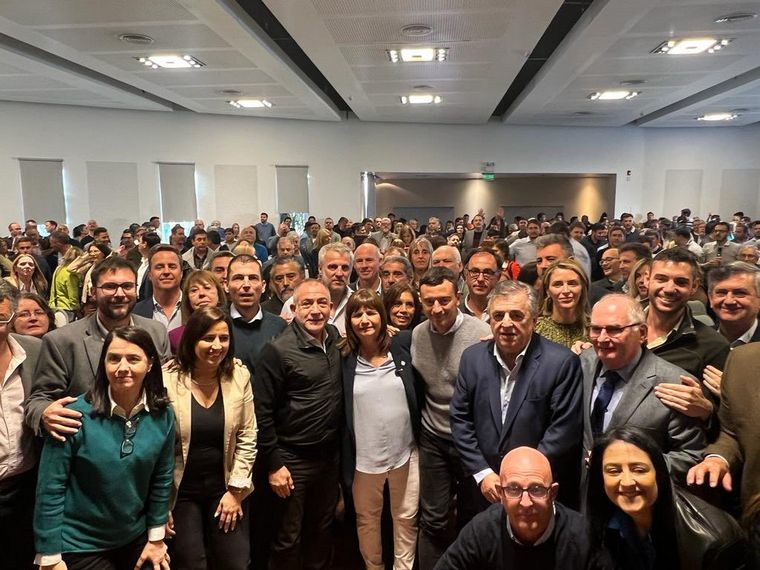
450, 280, 583, 511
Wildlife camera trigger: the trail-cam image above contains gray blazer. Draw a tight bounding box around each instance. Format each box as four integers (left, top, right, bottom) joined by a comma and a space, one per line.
24, 313, 171, 435
580, 347, 706, 483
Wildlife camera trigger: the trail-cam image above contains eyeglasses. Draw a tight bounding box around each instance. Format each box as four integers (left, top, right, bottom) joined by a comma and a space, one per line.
96, 282, 137, 294
589, 323, 641, 338
467, 268, 497, 278
0, 313, 15, 325
502, 483, 551, 500
15, 310, 46, 319
121, 417, 140, 457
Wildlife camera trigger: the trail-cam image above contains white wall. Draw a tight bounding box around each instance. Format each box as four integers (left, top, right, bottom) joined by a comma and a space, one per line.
1, 99, 759, 235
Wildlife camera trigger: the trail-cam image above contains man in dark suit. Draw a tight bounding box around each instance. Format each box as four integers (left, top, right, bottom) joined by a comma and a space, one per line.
0, 292, 42, 569
451, 280, 583, 513
581, 293, 706, 484
24, 256, 170, 440
132, 244, 183, 333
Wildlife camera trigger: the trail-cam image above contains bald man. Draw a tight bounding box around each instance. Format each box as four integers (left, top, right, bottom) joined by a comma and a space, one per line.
435, 447, 609, 570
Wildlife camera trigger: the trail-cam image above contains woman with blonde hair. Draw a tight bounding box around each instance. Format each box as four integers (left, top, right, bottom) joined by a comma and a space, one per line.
407, 237, 432, 288
5, 253, 49, 299
535, 259, 590, 348
627, 258, 651, 309
163, 306, 256, 570
48, 246, 84, 316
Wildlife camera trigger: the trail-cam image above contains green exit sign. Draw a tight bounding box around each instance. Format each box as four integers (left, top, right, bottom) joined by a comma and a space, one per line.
482, 173, 495, 181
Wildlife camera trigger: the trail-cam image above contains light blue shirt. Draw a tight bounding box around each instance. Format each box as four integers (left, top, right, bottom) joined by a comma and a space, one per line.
590, 347, 642, 432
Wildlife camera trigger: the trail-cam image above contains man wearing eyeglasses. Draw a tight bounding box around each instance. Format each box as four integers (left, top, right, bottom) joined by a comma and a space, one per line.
451, 280, 583, 519
24, 256, 170, 441
460, 248, 502, 319
0, 291, 42, 569
580, 293, 705, 484
435, 447, 603, 570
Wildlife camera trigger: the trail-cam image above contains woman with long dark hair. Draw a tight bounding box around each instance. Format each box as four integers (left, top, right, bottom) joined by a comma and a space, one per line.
163, 306, 256, 570
586, 427, 746, 569
383, 281, 422, 330
34, 327, 174, 570
340, 289, 421, 570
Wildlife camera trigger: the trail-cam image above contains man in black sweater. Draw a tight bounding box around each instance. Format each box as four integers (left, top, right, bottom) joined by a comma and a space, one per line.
253, 279, 343, 570
435, 447, 611, 570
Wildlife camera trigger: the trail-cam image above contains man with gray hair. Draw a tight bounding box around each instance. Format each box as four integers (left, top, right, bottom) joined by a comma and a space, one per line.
380, 255, 413, 293
451, 280, 583, 518
737, 243, 760, 266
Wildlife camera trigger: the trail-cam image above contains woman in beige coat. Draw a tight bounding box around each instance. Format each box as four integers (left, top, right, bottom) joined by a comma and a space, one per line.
163, 306, 257, 570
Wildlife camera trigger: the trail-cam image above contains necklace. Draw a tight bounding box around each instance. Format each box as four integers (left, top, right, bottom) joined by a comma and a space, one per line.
191, 377, 218, 387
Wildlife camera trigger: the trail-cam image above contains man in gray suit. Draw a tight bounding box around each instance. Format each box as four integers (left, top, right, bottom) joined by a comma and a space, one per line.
0, 291, 42, 569
369, 217, 398, 253
581, 293, 705, 483
24, 256, 170, 440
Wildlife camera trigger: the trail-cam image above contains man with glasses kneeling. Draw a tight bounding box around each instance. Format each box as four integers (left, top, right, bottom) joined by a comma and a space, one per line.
435, 447, 610, 569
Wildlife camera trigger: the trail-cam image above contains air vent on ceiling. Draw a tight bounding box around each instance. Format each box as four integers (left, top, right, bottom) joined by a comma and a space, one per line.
401, 24, 433, 37
714, 13, 757, 24
218, 89, 242, 95
620, 79, 647, 86
118, 33, 154, 45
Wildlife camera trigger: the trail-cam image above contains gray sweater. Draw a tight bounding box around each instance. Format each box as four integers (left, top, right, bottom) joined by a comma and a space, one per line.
411, 313, 491, 438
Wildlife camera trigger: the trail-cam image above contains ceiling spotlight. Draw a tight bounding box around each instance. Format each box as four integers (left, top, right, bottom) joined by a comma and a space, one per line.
228, 99, 273, 109
652, 38, 732, 55
118, 33, 154, 45
714, 13, 757, 24
134, 55, 205, 69
697, 112, 739, 121
400, 94, 442, 105
401, 24, 433, 37
387, 47, 448, 63
588, 90, 640, 101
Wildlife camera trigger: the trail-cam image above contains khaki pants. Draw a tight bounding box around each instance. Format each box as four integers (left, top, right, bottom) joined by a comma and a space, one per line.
352, 449, 419, 570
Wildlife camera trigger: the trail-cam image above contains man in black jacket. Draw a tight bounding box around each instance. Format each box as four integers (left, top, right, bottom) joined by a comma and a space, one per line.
435, 447, 610, 570
253, 279, 343, 569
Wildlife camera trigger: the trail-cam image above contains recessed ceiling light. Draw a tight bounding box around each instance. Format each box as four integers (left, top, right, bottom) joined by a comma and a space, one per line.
620, 79, 647, 86
714, 13, 757, 24
697, 112, 739, 121
400, 94, 442, 105
387, 47, 448, 63
401, 24, 433, 37
135, 55, 205, 69
229, 99, 273, 109
588, 90, 640, 101
118, 33, 154, 45
651, 38, 732, 55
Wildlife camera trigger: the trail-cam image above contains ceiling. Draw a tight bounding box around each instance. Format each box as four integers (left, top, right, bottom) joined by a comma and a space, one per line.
0, 0, 758, 126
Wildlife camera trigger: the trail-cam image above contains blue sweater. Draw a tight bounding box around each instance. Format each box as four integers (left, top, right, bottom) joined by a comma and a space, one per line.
34, 398, 175, 555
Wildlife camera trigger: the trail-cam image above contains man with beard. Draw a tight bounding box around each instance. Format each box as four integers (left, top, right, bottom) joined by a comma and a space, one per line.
23, 256, 170, 439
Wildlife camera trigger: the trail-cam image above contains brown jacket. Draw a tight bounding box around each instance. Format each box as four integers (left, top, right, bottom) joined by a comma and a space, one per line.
163, 363, 257, 507
705, 344, 760, 520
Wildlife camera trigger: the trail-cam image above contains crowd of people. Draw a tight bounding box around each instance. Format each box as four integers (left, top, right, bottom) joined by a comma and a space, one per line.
1, 205, 759, 569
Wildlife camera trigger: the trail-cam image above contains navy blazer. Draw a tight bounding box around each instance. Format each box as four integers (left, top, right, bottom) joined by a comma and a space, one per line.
132, 297, 154, 319
450, 334, 583, 486
340, 332, 422, 489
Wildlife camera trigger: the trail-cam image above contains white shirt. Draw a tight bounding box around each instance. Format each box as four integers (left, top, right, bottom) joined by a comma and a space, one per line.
473, 340, 530, 484
729, 319, 758, 348
230, 304, 263, 324
152, 293, 183, 332
430, 310, 464, 336
590, 347, 642, 432
0, 336, 35, 480
280, 286, 353, 336
136, 257, 149, 295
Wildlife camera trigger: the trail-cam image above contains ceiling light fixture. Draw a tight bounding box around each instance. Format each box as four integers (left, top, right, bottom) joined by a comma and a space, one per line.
387, 47, 448, 63
135, 55, 205, 69
588, 90, 640, 101
714, 13, 757, 24
228, 99, 273, 109
697, 112, 739, 121
652, 38, 732, 55
118, 33, 154, 45
400, 94, 442, 105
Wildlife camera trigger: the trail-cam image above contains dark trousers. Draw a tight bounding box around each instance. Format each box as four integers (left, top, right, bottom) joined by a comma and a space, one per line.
750, 511, 760, 570
171, 493, 250, 570
268, 448, 340, 570
417, 428, 486, 570
63, 533, 150, 570
0, 468, 37, 570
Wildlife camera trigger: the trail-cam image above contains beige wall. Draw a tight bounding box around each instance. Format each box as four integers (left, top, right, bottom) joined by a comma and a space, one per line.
374, 175, 615, 222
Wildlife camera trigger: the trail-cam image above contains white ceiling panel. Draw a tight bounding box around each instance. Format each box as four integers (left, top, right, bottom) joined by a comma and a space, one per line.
0, 0, 196, 27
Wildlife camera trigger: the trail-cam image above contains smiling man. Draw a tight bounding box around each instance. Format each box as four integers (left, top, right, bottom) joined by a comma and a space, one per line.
452, 280, 582, 516
253, 279, 343, 569
435, 447, 603, 570
580, 293, 705, 483
24, 256, 170, 439
133, 245, 183, 333
351, 243, 382, 293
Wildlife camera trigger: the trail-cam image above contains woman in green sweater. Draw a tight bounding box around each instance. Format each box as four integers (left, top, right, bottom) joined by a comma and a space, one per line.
34, 326, 175, 570
535, 259, 591, 349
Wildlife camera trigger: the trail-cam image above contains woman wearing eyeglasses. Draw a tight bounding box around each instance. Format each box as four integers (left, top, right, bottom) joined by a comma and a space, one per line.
586, 427, 747, 570
535, 259, 590, 349
34, 326, 174, 570
11, 292, 57, 338
163, 306, 256, 570
340, 289, 421, 570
